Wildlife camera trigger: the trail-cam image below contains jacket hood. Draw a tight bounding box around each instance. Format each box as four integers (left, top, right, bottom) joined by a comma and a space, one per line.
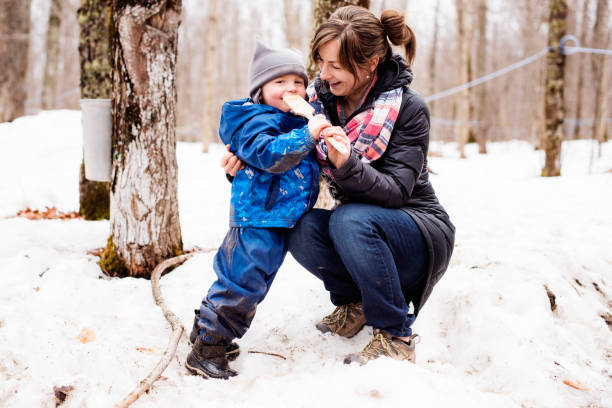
219, 98, 280, 145
314, 54, 413, 109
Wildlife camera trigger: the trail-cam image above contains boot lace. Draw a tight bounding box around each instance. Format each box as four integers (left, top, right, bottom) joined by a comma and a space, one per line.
321, 304, 350, 327
361, 332, 421, 359
361, 332, 393, 359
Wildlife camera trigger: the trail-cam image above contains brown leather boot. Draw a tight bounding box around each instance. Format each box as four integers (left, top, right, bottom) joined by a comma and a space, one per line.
315, 302, 366, 338
343, 329, 420, 365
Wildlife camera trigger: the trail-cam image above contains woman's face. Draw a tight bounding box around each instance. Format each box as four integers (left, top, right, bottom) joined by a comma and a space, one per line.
317, 40, 370, 99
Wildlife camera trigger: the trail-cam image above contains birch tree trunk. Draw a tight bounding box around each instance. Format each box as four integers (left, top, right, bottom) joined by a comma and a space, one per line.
78, 0, 112, 221
474, 0, 487, 154
572, 0, 590, 139
306, 0, 371, 80
542, 0, 567, 177
0, 0, 30, 122
455, 0, 471, 158
42, 0, 63, 110
591, 0, 610, 152
201, 0, 217, 153
101, 0, 183, 278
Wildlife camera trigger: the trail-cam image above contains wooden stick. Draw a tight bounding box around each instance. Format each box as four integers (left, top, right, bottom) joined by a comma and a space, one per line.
115, 252, 197, 408
247, 350, 287, 360
282, 93, 348, 155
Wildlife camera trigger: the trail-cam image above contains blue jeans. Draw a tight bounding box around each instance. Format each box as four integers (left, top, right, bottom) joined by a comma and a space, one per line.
198, 227, 287, 345
287, 203, 427, 337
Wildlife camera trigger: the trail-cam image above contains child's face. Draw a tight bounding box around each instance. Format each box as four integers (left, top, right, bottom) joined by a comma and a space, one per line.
261, 74, 307, 112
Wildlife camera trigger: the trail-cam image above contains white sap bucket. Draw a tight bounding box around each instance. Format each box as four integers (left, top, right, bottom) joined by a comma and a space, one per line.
81, 98, 112, 182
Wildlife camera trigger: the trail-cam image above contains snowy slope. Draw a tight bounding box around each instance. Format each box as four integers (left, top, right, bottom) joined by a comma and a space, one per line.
0, 111, 610, 408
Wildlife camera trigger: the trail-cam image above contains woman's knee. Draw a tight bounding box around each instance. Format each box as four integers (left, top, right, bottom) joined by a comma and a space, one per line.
287, 209, 331, 255
329, 203, 378, 243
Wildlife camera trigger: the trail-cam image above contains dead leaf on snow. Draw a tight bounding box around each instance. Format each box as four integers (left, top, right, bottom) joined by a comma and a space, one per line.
563, 379, 589, 390
6, 206, 82, 221
54, 385, 74, 406
77, 328, 96, 344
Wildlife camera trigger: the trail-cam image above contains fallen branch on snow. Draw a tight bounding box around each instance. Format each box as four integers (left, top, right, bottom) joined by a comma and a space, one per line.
115, 252, 198, 408
247, 350, 287, 360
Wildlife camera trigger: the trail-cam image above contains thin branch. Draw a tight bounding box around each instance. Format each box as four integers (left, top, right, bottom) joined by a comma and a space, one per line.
115, 251, 198, 408
247, 350, 287, 360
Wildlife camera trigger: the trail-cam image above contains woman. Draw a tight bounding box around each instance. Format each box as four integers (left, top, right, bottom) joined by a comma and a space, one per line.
224, 6, 454, 365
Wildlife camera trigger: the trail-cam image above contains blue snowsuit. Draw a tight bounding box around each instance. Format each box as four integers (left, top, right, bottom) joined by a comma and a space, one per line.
197, 98, 319, 345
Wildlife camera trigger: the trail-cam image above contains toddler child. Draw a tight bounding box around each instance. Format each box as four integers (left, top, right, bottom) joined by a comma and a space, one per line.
185, 40, 330, 379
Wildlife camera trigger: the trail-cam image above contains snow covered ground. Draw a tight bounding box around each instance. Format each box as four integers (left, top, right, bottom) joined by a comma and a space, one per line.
1, 110, 611, 407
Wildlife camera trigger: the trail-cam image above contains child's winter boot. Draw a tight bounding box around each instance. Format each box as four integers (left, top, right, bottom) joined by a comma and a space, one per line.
189, 309, 240, 360
185, 338, 238, 379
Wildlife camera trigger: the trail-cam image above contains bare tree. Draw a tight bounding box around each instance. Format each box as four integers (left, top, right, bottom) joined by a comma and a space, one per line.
427, 0, 441, 116
0, 0, 30, 122
591, 0, 610, 152
542, 0, 567, 177
474, 0, 488, 154
515, 1, 547, 149
572, 0, 590, 139
455, 0, 473, 158
101, 0, 183, 278
77, 0, 112, 221
42, 0, 63, 110
307, 0, 371, 80
201, 0, 217, 152
284, 0, 302, 49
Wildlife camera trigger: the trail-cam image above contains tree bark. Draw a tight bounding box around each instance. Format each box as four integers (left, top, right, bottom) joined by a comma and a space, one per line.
102, 0, 183, 278
306, 0, 371, 80
455, 0, 472, 158
0, 0, 30, 122
572, 0, 590, 139
542, 0, 567, 177
474, 0, 487, 154
42, 0, 63, 110
427, 0, 440, 116
591, 0, 610, 152
78, 0, 112, 221
201, 0, 217, 153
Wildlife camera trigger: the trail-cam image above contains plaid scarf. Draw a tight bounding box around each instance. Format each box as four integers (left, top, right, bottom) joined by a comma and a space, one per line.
308, 73, 403, 180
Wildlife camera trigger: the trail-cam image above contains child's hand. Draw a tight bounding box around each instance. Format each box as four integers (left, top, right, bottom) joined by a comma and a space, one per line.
308, 114, 331, 140
221, 144, 244, 176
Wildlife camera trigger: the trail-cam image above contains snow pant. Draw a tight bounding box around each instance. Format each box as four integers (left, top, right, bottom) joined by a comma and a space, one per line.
287, 203, 428, 338
197, 227, 287, 345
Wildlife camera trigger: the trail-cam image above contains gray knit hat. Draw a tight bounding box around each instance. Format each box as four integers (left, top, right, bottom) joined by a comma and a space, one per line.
248, 40, 308, 101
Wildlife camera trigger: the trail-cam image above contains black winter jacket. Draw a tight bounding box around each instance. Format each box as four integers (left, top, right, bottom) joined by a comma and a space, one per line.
315, 55, 455, 315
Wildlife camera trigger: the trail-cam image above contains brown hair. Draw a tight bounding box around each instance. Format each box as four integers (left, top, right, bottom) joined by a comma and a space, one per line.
311, 6, 416, 80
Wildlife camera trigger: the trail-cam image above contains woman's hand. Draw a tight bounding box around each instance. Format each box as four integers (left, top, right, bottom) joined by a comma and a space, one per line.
308, 114, 331, 140
322, 127, 351, 169
221, 144, 244, 176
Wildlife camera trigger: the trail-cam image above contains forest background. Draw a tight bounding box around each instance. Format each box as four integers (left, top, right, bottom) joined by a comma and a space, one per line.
1, 1, 611, 406
14, 0, 612, 146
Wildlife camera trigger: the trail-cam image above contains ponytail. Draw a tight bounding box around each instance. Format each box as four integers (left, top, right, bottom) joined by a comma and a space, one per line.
312, 6, 417, 77
381, 9, 416, 67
